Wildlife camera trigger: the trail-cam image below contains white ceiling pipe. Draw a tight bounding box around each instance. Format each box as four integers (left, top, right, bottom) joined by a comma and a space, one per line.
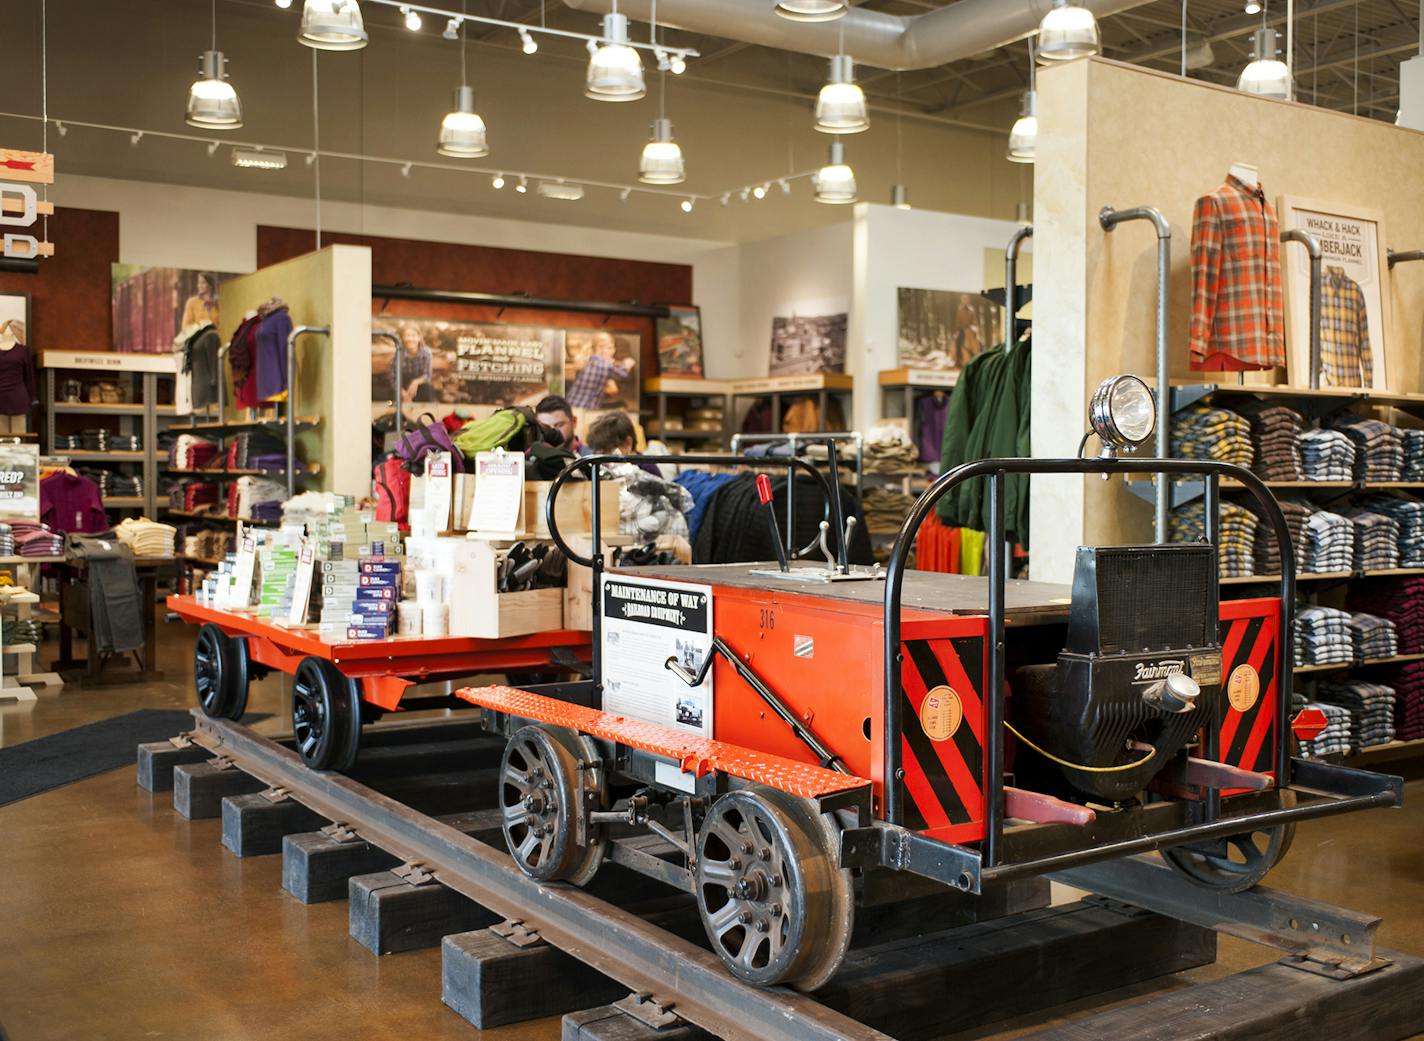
562, 0, 1154, 71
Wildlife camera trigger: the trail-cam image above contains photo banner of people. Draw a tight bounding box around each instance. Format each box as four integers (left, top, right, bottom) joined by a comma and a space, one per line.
111, 265, 240, 353
372, 318, 564, 423
1278, 197, 1390, 391
896, 288, 1003, 370
563, 329, 640, 411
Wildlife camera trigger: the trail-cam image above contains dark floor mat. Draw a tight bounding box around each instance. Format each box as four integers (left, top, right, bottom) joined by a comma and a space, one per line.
0, 709, 265, 807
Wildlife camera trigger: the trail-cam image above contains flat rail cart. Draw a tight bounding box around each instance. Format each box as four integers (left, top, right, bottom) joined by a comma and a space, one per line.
166, 594, 591, 771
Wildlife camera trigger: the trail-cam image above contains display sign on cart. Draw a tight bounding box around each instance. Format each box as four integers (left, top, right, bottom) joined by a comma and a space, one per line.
600, 575, 714, 738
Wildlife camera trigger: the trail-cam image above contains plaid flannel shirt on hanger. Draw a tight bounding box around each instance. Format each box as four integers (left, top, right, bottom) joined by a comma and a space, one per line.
1319, 265, 1374, 388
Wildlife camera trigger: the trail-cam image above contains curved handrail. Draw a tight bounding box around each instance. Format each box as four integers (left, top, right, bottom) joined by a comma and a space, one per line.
881, 455, 1296, 866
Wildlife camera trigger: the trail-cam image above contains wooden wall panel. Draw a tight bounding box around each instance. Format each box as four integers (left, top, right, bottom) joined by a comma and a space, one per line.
0, 207, 119, 351
256, 225, 693, 379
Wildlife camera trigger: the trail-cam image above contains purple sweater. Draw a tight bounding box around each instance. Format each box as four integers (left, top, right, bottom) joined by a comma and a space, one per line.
41, 471, 107, 534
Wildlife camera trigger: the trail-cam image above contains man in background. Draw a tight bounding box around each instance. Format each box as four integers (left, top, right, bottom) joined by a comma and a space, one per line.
535, 394, 583, 453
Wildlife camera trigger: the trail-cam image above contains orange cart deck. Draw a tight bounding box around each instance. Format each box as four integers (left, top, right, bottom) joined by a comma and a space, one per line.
168, 595, 591, 709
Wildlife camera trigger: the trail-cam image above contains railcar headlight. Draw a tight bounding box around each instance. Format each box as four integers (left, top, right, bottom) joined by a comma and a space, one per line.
1088, 374, 1155, 451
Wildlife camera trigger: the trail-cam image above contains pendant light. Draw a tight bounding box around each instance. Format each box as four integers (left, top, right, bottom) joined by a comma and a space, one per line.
813, 140, 856, 205
1006, 91, 1037, 163
187, 1, 242, 129
640, 117, 685, 185
1237, 27, 1292, 100
1037, 0, 1100, 63
299, 0, 367, 50
438, 12, 489, 158
815, 54, 869, 134
775, 1, 847, 22
889, 71, 909, 208
586, 5, 645, 102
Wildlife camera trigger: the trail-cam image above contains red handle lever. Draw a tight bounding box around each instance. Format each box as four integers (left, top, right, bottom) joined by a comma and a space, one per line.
756, 473, 774, 506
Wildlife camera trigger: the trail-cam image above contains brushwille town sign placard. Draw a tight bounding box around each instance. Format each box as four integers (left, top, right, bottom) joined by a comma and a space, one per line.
0, 148, 55, 261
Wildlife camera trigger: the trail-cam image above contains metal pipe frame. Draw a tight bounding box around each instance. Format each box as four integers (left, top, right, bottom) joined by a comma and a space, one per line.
1004, 224, 1033, 354
882, 455, 1297, 855
1281, 228, 1324, 389
1387, 248, 1424, 268
1099, 205, 1172, 542
371, 329, 404, 434
285, 326, 329, 499
374, 284, 672, 320
729, 432, 864, 562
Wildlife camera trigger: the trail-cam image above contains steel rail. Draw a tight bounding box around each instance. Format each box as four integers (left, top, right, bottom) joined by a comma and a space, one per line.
186, 712, 894, 1041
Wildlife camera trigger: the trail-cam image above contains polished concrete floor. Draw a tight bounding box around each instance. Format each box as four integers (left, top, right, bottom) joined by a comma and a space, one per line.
1, 615, 1421, 1041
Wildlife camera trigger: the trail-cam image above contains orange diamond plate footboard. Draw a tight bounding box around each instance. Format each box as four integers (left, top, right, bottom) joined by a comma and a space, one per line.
456, 684, 872, 801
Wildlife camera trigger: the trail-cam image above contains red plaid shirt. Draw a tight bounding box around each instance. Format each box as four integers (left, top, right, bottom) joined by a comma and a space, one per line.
1188, 175, 1286, 370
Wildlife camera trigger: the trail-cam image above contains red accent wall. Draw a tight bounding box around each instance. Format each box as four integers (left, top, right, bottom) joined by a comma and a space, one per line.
256, 225, 693, 377
0, 207, 120, 351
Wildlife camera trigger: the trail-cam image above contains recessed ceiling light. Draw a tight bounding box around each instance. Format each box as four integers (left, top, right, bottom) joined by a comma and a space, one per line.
232, 147, 288, 169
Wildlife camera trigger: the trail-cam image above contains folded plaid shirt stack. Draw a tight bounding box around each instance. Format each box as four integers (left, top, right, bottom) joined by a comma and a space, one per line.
1170, 405, 1254, 467
1350, 612, 1399, 660
1302, 510, 1355, 573
1349, 576, 1424, 652
1169, 500, 1257, 577
1344, 508, 1402, 571
1390, 662, 1424, 740
1299, 702, 1353, 757
1401, 429, 1424, 481
1356, 495, 1424, 567
1318, 680, 1396, 750
1245, 496, 1311, 575
1235, 401, 1305, 481
1294, 605, 1356, 667
1298, 429, 1356, 481
1331, 417, 1404, 482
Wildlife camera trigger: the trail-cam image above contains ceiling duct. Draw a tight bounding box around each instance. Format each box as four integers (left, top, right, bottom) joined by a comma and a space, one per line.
563, 0, 1152, 71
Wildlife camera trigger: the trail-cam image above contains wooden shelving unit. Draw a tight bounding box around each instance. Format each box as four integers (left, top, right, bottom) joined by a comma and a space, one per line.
728, 373, 854, 435
642, 377, 732, 449
878, 367, 957, 425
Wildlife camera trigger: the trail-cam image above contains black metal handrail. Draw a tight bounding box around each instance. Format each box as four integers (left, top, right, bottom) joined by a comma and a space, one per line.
881, 456, 1297, 868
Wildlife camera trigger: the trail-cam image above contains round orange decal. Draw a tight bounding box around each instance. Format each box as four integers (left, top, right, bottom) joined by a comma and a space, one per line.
919, 686, 963, 742
1227, 664, 1260, 713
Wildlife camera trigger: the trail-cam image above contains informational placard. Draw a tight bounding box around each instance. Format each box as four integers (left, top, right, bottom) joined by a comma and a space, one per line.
288, 540, 316, 626
223, 531, 257, 609
601, 575, 714, 738
469, 450, 524, 538
0, 443, 39, 521
424, 452, 454, 534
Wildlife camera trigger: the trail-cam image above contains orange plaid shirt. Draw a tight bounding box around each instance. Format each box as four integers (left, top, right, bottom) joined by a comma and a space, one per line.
1188, 175, 1286, 370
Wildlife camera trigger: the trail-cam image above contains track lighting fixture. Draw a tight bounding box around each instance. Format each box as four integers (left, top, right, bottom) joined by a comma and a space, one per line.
774, 1, 847, 23
401, 162, 413, 177
680, 198, 694, 213
639, 118, 685, 185
1006, 90, 1037, 163
520, 28, 538, 54
299, 0, 367, 50
443, 17, 462, 39
130, 131, 144, 147
187, 50, 243, 130
752, 184, 767, 200
491, 173, 505, 189
586, 10, 645, 101
401, 5, 421, 30
1237, 26, 1292, 100
1037, 0, 1100, 63
779, 179, 790, 195
232, 147, 287, 169
739, 188, 750, 202
720, 193, 730, 207
813, 140, 856, 204
620, 187, 632, 201
670, 54, 686, 74
1244, 1, 1262, 13
305, 152, 317, 165
207, 140, 219, 156
815, 55, 869, 134
515, 176, 528, 193
54, 122, 67, 137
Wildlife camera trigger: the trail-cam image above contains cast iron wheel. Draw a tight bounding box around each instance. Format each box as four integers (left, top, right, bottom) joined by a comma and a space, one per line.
194, 623, 248, 720
1162, 822, 1296, 893
499, 724, 607, 885
291, 656, 358, 771
694, 787, 854, 990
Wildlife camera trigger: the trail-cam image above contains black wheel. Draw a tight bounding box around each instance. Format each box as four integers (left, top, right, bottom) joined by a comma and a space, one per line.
1162, 822, 1296, 893
694, 787, 854, 990
194, 623, 248, 720
499, 724, 607, 885
291, 657, 360, 771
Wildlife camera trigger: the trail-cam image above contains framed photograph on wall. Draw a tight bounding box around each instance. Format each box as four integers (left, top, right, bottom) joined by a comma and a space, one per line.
0, 292, 30, 349
655, 305, 704, 377
1277, 197, 1390, 391
896, 287, 1003, 370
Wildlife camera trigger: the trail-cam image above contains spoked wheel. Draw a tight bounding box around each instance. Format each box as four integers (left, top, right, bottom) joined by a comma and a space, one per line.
291, 657, 362, 772
1162, 822, 1296, 893
694, 787, 854, 991
194, 623, 249, 720
499, 724, 607, 886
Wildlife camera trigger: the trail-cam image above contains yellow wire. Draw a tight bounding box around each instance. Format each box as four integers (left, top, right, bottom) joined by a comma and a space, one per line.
1004, 720, 1159, 774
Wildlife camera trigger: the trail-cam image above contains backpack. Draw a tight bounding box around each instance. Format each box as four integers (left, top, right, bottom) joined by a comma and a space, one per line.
452, 406, 539, 461
372, 456, 410, 526
395, 413, 465, 475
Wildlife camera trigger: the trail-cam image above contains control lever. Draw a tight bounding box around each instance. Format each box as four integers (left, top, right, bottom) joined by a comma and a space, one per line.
757, 474, 790, 573
817, 516, 858, 571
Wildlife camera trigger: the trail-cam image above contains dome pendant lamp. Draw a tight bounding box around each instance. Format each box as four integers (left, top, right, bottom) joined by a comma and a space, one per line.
1006, 90, 1037, 163
586, 7, 646, 102
438, 19, 489, 158
1037, 0, 1100, 63
299, 0, 367, 51
775, 0, 848, 22
640, 117, 685, 185
815, 54, 869, 134
1237, 27, 1293, 100
813, 140, 857, 204
187, 1, 242, 129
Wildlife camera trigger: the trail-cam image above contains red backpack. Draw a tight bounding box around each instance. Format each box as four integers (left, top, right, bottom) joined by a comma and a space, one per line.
372, 456, 410, 526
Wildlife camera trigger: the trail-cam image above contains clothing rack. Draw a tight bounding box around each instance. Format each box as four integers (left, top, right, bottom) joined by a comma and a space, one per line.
729, 431, 862, 564
1387, 248, 1424, 268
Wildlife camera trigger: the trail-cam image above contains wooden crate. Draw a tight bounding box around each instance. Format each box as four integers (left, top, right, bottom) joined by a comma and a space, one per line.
447, 539, 565, 639
524, 479, 620, 539
562, 533, 637, 632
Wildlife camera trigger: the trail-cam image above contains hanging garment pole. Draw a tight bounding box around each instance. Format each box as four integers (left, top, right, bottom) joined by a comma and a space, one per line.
1280, 228, 1323, 389
286, 326, 329, 499
374, 284, 672, 320
1388, 248, 1424, 268
1004, 224, 1034, 354
372, 330, 403, 434
1098, 205, 1172, 542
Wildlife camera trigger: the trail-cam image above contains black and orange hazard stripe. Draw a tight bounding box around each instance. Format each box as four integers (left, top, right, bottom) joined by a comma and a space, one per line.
1218, 604, 1280, 777
898, 636, 987, 842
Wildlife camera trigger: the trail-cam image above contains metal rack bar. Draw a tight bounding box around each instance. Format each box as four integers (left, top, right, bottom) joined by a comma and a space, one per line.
1387, 248, 1424, 268
373, 284, 672, 320
286, 326, 329, 499
1004, 223, 1033, 354
1281, 228, 1323, 389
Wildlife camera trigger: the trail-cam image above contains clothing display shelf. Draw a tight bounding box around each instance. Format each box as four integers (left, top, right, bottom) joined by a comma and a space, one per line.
877, 368, 958, 426
729, 372, 854, 435
642, 377, 733, 449
39, 350, 182, 519
0, 557, 64, 704
728, 430, 864, 501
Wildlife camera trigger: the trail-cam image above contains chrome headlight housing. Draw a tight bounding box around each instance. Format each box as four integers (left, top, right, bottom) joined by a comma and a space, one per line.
1089, 374, 1156, 451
